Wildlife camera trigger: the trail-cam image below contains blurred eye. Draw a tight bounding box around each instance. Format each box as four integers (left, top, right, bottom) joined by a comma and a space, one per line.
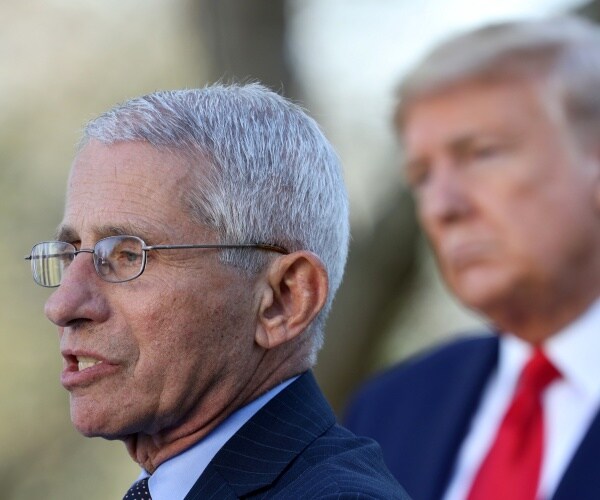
405, 160, 430, 189
473, 144, 501, 159
466, 141, 511, 164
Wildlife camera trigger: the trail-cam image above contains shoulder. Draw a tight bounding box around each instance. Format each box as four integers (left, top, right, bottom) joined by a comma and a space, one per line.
354, 334, 495, 398
344, 333, 497, 425
219, 372, 409, 499
267, 423, 410, 499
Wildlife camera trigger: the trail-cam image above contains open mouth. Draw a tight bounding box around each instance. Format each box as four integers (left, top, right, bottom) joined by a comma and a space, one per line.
71, 355, 103, 371
60, 353, 116, 389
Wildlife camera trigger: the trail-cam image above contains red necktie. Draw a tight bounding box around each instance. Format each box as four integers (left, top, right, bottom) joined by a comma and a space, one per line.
467, 348, 560, 500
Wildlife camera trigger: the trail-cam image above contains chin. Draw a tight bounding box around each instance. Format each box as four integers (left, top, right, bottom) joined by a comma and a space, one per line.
447, 267, 515, 314
70, 402, 130, 440
72, 418, 109, 438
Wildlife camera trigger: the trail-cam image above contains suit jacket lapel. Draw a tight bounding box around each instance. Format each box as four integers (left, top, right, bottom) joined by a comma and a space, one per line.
420, 337, 499, 500
184, 371, 335, 499
551, 405, 600, 499
425, 336, 600, 500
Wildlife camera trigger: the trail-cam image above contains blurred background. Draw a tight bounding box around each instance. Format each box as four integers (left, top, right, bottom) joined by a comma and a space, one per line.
2, 0, 596, 497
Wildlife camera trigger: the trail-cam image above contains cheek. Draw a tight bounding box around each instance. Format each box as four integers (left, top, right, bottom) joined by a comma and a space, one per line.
481, 190, 591, 293
133, 286, 247, 366
136, 290, 252, 404
135, 296, 202, 354
125, 265, 257, 351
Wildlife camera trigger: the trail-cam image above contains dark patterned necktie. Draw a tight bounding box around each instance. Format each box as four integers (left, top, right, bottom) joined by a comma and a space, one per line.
123, 477, 152, 500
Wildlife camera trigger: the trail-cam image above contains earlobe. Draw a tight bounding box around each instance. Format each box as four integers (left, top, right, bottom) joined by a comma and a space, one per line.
255, 251, 328, 350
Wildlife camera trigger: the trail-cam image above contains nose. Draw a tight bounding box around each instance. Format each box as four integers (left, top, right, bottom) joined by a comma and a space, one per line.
417, 163, 473, 227
44, 250, 110, 328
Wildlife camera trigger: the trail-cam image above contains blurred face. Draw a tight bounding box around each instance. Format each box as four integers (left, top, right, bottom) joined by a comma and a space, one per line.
403, 79, 600, 318
44, 140, 261, 439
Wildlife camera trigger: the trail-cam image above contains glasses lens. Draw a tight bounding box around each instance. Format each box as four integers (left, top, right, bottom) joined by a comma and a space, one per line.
30, 241, 74, 287
94, 236, 145, 283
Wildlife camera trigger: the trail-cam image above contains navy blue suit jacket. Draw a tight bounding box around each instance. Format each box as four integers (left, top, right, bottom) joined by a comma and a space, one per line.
344, 335, 600, 500
184, 371, 409, 499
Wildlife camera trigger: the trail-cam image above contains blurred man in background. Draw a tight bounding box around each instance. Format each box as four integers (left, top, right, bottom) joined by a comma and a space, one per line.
26, 84, 407, 499
345, 16, 600, 500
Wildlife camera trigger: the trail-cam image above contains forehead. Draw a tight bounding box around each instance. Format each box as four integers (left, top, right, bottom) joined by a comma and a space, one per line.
62, 140, 197, 241
401, 78, 563, 151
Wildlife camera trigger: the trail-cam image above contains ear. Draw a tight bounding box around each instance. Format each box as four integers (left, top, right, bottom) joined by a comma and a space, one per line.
255, 251, 328, 350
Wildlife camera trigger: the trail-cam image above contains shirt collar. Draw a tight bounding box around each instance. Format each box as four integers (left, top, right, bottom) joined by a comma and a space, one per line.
499, 297, 600, 402
545, 297, 600, 400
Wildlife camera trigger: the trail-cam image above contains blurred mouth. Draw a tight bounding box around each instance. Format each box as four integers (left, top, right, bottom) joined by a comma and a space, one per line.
439, 241, 493, 270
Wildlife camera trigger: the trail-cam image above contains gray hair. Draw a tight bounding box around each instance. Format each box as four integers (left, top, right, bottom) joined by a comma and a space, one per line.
396, 16, 600, 142
80, 83, 350, 362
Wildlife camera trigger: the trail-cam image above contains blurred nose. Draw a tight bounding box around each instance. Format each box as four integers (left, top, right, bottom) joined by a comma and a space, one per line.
44, 251, 109, 328
417, 161, 473, 228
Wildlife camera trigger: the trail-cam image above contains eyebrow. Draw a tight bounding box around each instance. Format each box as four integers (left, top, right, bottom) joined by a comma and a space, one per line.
55, 225, 77, 242
55, 223, 157, 243
404, 130, 506, 166
404, 132, 500, 179
449, 136, 478, 157
440, 131, 484, 152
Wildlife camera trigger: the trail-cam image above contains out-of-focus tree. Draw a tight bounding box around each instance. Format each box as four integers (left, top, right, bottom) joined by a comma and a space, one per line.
578, 1, 600, 20
196, 0, 294, 94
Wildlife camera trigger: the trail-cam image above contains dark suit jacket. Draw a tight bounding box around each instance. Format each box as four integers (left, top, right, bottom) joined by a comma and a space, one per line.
184, 371, 409, 499
344, 335, 600, 500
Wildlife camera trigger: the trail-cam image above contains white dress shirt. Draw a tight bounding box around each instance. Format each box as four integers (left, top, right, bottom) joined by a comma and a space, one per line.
130, 376, 298, 500
444, 298, 600, 500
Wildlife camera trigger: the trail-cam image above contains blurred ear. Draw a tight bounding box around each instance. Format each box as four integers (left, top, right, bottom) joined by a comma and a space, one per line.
255, 251, 328, 350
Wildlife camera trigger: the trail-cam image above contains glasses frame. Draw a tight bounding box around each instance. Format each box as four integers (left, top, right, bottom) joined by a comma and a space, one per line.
25, 235, 289, 288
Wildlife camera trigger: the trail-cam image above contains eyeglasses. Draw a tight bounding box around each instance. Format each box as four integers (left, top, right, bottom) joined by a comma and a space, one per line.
25, 235, 289, 287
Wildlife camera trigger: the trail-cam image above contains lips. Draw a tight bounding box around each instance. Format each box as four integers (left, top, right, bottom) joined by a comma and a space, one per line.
61, 351, 119, 389
439, 239, 494, 270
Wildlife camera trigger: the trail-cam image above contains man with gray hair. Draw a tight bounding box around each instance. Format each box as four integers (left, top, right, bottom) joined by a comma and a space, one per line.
26, 83, 407, 499
345, 16, 600, 500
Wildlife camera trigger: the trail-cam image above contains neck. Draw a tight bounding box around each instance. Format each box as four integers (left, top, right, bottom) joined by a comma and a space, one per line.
487, 291, 599, 344
123, 355, 310, 473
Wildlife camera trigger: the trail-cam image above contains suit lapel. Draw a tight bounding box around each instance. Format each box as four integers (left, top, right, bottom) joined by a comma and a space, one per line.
420, 337, 499, 500
551, 405, 600, 499
184, 371, 334, 499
